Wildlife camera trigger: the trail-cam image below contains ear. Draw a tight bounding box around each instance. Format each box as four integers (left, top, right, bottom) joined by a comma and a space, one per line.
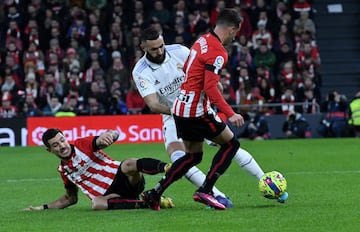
140, 42, 145, 51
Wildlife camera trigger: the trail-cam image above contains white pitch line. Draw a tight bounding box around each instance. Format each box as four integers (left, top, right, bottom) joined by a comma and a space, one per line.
4, 170, 360, 183
286, 170, 360, 175
6, 178, 58, 183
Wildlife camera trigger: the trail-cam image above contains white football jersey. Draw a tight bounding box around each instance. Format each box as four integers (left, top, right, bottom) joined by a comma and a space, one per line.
132, 44, 190, 108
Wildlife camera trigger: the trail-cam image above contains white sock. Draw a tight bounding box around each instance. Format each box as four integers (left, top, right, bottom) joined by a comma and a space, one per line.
233, 147, 264, 180
170, 150, 225, 197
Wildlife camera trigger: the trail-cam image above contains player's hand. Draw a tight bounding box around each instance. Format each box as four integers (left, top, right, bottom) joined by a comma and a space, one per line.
23, 205, 44, 211
229, 113, 244, 127
97, 130, 118, 149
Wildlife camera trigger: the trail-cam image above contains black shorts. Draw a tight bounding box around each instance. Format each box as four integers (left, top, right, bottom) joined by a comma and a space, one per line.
104, 164, 145, 199
173, 112, 226, 141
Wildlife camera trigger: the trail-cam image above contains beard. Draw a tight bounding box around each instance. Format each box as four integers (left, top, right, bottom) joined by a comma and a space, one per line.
146, 50, 166, 64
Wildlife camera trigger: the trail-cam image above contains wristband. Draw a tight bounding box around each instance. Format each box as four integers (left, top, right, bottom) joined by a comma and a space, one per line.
43, 204, 49, 210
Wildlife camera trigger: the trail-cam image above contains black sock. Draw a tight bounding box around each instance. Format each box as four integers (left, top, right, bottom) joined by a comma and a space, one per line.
155, 152, 203, 195
136, 158, 167, 174
199, 137, 240, 193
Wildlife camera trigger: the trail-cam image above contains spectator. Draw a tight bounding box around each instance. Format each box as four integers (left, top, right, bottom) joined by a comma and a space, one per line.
245, 87, 266, 114
69, 37, 87, 71
275, 41, 297, 75
125, 80, 147, 115
234, 67, 254, 107
1, 71, 22, 98
108, 87, 128, 115
0, 91, 17, 118
292, 0, 312, 17
4, 54, 23, 88
231, 44, 254, 72
297, 41, 321, 79
62, 48, 80, 74
282, 111, 312, 138
45, 38, 64, 67
209, 0, 226, 27
47, 57, 66, 86
241, 108, 271, 140
105, 52, 130, 92
318, 90, 349, 137
67, 11, 87, 47
24, 72, 40, 102
63, 67, 87, 98
42, 93, 62, 116
280, 88, 295, 115
146, 0, 171, 30
85, 94, 106, 115
236, 4, 253, 40
85, 0, 106, 12
83, 57, 100, 82
251, 20, 273, 50
277, 60, 297, 92
23, 42, 45, 77
6, 20, 22, 50
295, 76, 321, 113
253, 41, 276, 71
293, 11, 316, 39
19, 93, 43, 117
257, 77, 276, 107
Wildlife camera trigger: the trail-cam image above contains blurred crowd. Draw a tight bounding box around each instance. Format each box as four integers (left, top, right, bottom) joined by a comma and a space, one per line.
0, 0, 358, 137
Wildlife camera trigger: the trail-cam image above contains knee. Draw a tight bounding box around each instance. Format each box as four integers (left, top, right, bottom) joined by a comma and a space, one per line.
121, 158, 138, 174
187, 152, 203, 165
228, 136, 240, 150
91, 198, 108, 210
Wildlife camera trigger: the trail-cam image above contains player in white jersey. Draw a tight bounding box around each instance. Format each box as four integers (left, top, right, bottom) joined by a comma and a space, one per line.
24, 128, 174, 210
133, 28, 287, 209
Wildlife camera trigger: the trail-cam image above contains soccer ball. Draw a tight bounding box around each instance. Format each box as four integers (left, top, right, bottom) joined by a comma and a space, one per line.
258, 171, 287, 199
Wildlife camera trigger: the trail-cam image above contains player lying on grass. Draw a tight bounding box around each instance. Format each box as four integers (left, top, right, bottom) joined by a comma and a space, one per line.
23, 128, 174, 211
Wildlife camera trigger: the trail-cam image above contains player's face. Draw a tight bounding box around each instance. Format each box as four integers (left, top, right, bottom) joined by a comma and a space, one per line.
143, 36, 165, 64
47, 133, 72, 159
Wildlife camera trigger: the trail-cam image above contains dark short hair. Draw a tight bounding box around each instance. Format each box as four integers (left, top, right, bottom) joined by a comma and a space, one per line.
42, 128, 62, 148
140, 27, 160, 43
216, 8, 242, 28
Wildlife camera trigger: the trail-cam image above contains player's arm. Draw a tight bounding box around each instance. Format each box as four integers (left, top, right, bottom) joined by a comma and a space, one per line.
95, 130, 119, 150
204, 66, 244, 127
143, 93, 171, 115
204, 69, 235, 118
24, 183, 78, 210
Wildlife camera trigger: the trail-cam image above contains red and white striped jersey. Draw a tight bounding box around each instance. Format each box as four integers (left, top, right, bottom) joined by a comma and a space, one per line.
58, 136, 120, 200
172, 31, 235, 118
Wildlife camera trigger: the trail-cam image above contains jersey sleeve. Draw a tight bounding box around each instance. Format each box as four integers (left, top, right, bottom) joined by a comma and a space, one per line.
132, 69, 157, 98
59, 171, 77, 189
74, 136, 97, 153
203, 49, 235, 118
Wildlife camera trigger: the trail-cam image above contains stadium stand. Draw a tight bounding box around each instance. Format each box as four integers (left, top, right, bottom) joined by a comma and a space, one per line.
0, 0, 357, 138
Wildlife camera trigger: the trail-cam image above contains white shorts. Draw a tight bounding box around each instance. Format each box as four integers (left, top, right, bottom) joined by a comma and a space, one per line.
162, 114, 182, 149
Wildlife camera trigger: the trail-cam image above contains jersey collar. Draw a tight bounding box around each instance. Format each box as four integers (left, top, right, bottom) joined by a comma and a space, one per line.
210, 29, 222, 43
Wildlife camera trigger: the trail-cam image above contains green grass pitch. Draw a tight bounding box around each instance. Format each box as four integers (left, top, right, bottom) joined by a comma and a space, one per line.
1, 138, 359, 232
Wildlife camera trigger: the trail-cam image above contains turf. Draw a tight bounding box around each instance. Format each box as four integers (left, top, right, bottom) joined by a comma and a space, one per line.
1, 138, 359, 232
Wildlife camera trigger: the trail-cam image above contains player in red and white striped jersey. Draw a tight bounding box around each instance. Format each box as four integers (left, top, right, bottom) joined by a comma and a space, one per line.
24, 128, 173, 210
142, 8, 245, 210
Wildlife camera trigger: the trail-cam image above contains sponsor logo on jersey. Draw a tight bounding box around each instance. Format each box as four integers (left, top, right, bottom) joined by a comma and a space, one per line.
213, 56, 224, 69
176, 62, 183, 70
139, 80, 147, 89
159, 76, 184, 95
